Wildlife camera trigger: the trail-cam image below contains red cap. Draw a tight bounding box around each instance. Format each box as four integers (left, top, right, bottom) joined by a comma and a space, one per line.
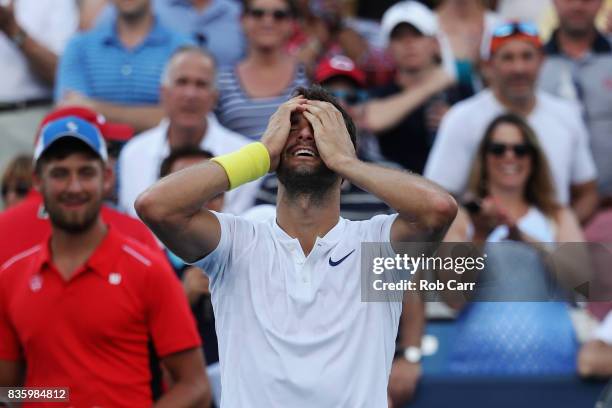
315, 55, 366, 88
36, 106, 134, 144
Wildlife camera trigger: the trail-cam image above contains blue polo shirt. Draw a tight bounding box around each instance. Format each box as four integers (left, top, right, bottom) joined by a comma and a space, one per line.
55, 17, 192, 104
94, 0, 245, 68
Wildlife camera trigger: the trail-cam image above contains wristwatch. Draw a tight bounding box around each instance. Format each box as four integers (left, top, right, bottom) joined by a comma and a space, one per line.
395, 346, 422, 363
11, 28, 26, 47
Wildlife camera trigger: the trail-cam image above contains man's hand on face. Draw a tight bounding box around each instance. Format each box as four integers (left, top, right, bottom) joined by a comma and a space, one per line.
303, 100, 357, 172
261, 96, 307, 172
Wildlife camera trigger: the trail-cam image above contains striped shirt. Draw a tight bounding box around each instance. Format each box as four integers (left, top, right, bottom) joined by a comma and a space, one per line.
55, 17, 192, 104
215, 64, 309, 141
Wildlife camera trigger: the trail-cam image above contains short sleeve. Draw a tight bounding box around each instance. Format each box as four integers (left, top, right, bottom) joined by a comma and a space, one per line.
0, 273, 22, 361
594, 311, 612, 345
145, 258, 201, 357
192, 211, 257, 286
364, 213, 399, 243
54, 35, 90, 101
569, 112, 597, 184
423, 106, 474, 195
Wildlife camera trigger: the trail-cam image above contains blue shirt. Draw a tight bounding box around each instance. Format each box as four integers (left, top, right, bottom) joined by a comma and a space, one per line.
95, 0, 245, 68
55, 17, 192, 104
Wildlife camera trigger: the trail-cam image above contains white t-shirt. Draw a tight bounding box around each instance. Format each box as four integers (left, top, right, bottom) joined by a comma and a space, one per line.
0, 0, 77, 102
595, 311, 612, 345
118, 114, 259, 216
424, 89, 596, 204
197, 212, 401, 407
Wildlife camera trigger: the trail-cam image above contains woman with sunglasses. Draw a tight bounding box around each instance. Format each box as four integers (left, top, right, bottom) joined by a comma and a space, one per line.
441, 113, 586, 375
447, 113, 583, 245
1, 154, 33, 210
215, 0, 308, 141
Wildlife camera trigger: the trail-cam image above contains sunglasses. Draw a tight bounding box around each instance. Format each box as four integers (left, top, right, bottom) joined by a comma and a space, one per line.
492, 22, 539, 39
1, 182, 30, 198
487, 142, 532, 158
247, 8, 291, 21
327, 89, 368, 106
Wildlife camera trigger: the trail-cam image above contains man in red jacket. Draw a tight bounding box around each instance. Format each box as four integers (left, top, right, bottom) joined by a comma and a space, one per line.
0, 116, 209, 407
0, 106, 162, 265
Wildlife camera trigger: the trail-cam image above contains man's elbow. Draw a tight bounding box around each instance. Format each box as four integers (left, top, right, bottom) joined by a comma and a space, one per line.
134, 189, 164, 226
425, 193, 458, 231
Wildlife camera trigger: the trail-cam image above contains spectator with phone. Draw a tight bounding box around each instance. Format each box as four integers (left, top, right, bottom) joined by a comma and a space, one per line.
442, 113, 585, 375
446, 113, 583, 245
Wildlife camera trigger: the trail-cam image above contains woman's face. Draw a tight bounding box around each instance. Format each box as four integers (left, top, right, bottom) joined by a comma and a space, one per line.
242, 0, 294, 51
485, 122, 533, 192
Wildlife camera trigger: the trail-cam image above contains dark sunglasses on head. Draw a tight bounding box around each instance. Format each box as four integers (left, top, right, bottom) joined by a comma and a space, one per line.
1, 182, 30, 198
492, 22, 539, 39
487, 142, 532, 157
326, 89, 368, 106
247, 8, 291, 21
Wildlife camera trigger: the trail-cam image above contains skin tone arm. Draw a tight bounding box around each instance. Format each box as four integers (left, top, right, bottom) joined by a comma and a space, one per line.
388, 291, 424, 406
0, 360, 24, 386
135, 96, 308, 262
154, 348, 211, 408
577, 340, 612, 378
61, 92, 165, 133
303, 100, 458, 244
0, 3, 59, 85
570, 180, 599, 225
363, 68, 455, 133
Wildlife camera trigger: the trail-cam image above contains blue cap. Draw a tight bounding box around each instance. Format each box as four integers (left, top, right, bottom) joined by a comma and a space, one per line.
34, 116, 108, 162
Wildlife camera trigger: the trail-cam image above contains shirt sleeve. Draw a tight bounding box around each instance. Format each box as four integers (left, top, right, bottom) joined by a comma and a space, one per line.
423, 106, 474, 195
569, 110, 597, 184
145, 255, 201, 357
363, 213, 399, 243
594, 311, 612, 345
0, 272, 22, 361
54, 35, 90, 101
193, 211, 256, 287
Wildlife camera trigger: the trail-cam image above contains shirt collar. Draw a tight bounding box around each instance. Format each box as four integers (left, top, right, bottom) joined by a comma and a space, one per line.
545, 29, 612, 55
272, 217, 346, 246
36, 225, 124, 281
101, 15, 170, 47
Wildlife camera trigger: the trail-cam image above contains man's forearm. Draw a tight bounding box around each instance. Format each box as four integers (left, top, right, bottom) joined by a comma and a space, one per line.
364, 70, 454, 133
333, 158, 457, 235
153, 380, 211, 408
15, 31, 58, 85
92, 102, 165, 133
399, 290, 424, 348
137, 161, 228, 224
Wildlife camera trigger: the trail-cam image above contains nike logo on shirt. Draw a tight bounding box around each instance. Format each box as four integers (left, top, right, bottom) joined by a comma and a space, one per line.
329, 249, 356, 267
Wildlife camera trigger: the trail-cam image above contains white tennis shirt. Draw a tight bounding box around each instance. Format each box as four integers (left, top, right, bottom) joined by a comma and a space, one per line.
196, 212, 401, 407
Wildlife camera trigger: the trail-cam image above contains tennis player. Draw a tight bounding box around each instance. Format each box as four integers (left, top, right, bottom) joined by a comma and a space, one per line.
136, 85, 457, 407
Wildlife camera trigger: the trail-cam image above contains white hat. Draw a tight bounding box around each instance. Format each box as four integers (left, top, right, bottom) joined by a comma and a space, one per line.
380, 1, 438, 44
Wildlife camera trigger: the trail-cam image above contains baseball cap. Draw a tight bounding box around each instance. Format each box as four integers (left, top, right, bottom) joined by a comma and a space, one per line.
487, 21, 542, 58
381, 1, 438, 44
37, 106, 134, 143
34, 116, 108, 163
315, 55, 366, 87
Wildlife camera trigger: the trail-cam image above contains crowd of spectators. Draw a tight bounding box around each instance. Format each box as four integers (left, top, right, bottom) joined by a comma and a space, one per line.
1, 0, 612, 406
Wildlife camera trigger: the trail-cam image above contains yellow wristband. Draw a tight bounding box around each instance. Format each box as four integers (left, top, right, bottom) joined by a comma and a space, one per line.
211, 142, 270, 190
